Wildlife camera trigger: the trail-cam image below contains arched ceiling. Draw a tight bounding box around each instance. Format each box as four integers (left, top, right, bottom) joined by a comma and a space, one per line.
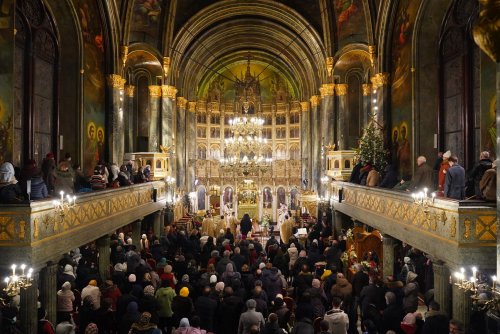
169, 0, 328, 100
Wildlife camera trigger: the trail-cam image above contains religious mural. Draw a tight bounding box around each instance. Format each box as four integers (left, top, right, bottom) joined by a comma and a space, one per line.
130, 0, 163, 45
480, 53, 497, 153
334, 0, 367, 50
73, 0, 106, 175
390, 0, 421, 177
0, 0, 14, 164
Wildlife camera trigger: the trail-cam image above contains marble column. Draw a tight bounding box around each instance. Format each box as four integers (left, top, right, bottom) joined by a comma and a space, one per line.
452, 282, 472, 328
335, 84, 349, 150
107, 74, 126, 164
311, 94, 323, 192
332, 209, 343, 238
96, 235, 111, 281
370, 73, 390, 127
320, 85, 335, 147
39, 261, 58, 325
124, 85, 135, 152
176, 98, 187, 190
382, 236, 395, 278
161, 85, 177, 175
362, 84, 372, 128
132, 219, 142, 250
433, 261, 451, 318
153, 210, 162, 237
187, 102, 197, 192
148, 85, 162, 152
301, 101, 312, 190
20, 275, 39, 333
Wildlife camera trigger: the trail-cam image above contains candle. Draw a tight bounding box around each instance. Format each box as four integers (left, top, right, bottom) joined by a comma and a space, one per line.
472, 267, 477, 279
60, 191, 64, 202
20, 264, 26, 276
26, 180, 31, 194
493, 276, 497, 290
11, 264, 16, 276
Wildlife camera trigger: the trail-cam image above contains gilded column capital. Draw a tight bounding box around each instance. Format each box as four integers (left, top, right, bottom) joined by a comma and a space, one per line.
188, 101, 197, 112
310, 95, 320, 107
335, 84, 348, 96
177, 97, 187, 109
326, 57, 334, 76
107, 74, 126, 89
472, 0, 500, 62
161, 85, 177, 99
163, 57, 171, 76
319, 83, 335, 97
370, 72, 390, 89
362, 84, 372, 96
148, 85, 162, 97
125, 85, 135, 97
300, 101, 310, 112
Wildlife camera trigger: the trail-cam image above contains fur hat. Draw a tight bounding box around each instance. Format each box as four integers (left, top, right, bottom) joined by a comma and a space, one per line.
179, 287, 190, 297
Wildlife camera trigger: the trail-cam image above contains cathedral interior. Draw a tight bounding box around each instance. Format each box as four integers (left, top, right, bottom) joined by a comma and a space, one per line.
0, 0, 499, 333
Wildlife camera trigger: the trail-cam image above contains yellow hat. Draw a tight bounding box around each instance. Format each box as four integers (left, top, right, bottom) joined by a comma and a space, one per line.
89, 280, 97, 286
179, 287, 189, 297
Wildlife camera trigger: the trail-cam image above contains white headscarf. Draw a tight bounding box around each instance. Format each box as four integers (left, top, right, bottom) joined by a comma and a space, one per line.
0, 162, 15, 183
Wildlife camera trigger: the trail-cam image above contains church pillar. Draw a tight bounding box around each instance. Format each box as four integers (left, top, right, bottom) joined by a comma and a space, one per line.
107, 74, 126, 164
124, 85, 135, 152
187, 102, 197, 193
132, 219, 142, 250
153, 210, 163, 237
452, 282, 472, 328
176, 98, 187, 190
335, 84, 348, 150
301, 100, 312, 189
20, 275, 39, 333
362, 84, 372, 128
39, 261, 58, 325
96, 235, 111, 281
312, 90, 325, 192
332, 209, 343, 238
320, 85, 335, 147
161, 85, 177, 173
382, 235, 395, 278
148, 85, 162, 151
370, 73, 390, 126
433, 261, 452, 318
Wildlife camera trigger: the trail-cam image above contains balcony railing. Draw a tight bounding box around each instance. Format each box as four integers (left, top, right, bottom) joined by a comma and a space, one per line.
331, 181, 497, 269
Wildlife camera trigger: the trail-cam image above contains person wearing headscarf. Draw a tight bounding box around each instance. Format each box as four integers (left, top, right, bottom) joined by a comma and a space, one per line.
139, 285, 160, 325
57, 281, 75, 323
173, 318, 190, 334
222, 262, 242, 286
0, 162, 24, 203
82, 280, 101, 310
118, 164, 133, 186
118, 301, 141, 334
402, 272, 419, 314
58, 264, 76, 290
156, 278, 176, 334
55, 312, 76, 334
128, 312, 162, 333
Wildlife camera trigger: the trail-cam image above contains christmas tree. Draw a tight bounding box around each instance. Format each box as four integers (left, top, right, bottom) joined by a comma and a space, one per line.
356, 113, 388, 172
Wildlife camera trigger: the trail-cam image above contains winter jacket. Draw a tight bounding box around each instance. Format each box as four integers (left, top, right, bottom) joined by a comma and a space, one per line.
290, 318, 314, 334
194, 295, 217, 332
30, 176, 48, 200
56, 285, 75, 312
155, 286, 176, 318
324, 308, 349, 334
237, 309, 265, 334
262, 268, 283, 302
445, 164, 466, 200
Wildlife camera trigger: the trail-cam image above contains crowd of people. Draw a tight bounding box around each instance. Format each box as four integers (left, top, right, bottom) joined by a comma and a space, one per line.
0, 212, 469, 334
0, 153, 153, 204
349, 150, 497, 201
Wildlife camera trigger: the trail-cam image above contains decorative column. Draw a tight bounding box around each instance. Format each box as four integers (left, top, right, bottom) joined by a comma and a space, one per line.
176, 97, 187, 190
39, 262, 58, 325
20, 275, 39, 333
382, 236, 395, 278
96, 235, 111, 281
132, 219, 142, 251
153, 210, 162, 237
161, 85, 177, 172
452, 281, 472, 328
370, 73, 390, 126
320, 83, 335, 148
332, 209, 343, 238
335, 84, 348, 150
148, 85, 162, 152
124, 85, 135, 152
310, 93, 323, 192
107, 74, 127, 164
187, 101, 197, 192
300, 101, 312, 190
362, 84, 372, 129
433, 261, 451, 317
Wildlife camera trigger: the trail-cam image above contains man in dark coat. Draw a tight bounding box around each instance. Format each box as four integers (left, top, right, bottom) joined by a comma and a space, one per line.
467, 151, 492, 197
217, 287, 244, 334
444, 156, 466, 200
410, 156, 434, 191
380, 291, 404, 334
194, 286, 218, 332
422, 301, 449, 334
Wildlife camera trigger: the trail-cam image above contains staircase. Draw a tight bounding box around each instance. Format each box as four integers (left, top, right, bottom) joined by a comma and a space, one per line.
176, 214, 193, 232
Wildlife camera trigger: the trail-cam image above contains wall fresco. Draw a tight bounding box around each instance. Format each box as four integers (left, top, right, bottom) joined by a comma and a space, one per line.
72, 0, 106, 175
130, 0, 163, 46
390, 0, 422, 177
334, 0, 367, 50
0, 0, 14, 164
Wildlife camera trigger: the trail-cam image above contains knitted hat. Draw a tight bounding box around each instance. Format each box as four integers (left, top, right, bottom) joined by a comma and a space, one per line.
179, 287, 189, 297
143, 285, 155, 296
248, 244, 255, 249
312, 278, 321, 288
128, 274, 137, 283
165, 265, 173, 274
63, 264, 73, 274
209, 275, 217, 284
84, 323, 98, 334
88, 280, 97, 287
114, 263, 124, 272
215, 282, 225, 292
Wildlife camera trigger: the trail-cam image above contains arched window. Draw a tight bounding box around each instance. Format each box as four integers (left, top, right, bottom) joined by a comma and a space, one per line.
14, 0, 59, 165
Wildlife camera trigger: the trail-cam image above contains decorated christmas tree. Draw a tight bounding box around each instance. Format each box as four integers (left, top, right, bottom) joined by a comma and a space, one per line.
356, 113, 388, 172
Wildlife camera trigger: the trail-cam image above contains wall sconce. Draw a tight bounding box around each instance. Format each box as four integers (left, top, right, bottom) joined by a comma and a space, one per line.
52, 191, 76, 216
3, 264, 33, 297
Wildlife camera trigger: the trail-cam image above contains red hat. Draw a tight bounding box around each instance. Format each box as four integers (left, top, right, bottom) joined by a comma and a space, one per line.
46, 153, 54, 159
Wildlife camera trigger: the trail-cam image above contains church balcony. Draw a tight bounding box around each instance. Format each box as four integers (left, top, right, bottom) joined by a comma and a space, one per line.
0, 181, 168, 271
331, 181, 497, 270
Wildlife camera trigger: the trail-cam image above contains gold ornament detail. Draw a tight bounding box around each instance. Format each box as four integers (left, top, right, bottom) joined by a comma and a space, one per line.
319, 84, 335, 97
148, 85, 162, 97
125, 85, 135, 97
19, 221, 25, 240
362, 84, 372, 96
107, 74, 126, 89
188, 101, 197, 112
370, 73, 390, 89
310, 95, 320, 107
335, 84, 348, 96
368, 45, 377, 67
463, 218, 471, 239
161, 85, 177, 99
450, 217, 457, 238
300, 101, 310, 112
326, 57, 334, 76
472, 0, 500, 62
163, 57, 171, 76
120, 45, 129, 68
177, 97, 188, 109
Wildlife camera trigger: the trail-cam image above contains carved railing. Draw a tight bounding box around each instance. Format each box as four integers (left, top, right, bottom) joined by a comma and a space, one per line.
0, 181, 167, 269
331, 182, 497, 268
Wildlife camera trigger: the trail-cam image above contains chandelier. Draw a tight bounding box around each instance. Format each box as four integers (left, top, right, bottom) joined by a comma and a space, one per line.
453, 266, 500, 314
3, 264, 34, 297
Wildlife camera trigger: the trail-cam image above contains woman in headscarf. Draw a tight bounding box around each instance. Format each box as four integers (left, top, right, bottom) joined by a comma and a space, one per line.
0, 162, 23, 203
54, 160, 74, 195
129, 312, 161, 333
56, 281, 75, 323
221, 263, 241, 286
118, 164, 132, 186
173, 318, 190, 334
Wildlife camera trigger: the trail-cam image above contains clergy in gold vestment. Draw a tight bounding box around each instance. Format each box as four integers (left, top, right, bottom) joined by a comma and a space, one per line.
202, 215, 213, 236
229, 212, 239, 236
280, 216, 293, 244
216, 215, 226, 237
